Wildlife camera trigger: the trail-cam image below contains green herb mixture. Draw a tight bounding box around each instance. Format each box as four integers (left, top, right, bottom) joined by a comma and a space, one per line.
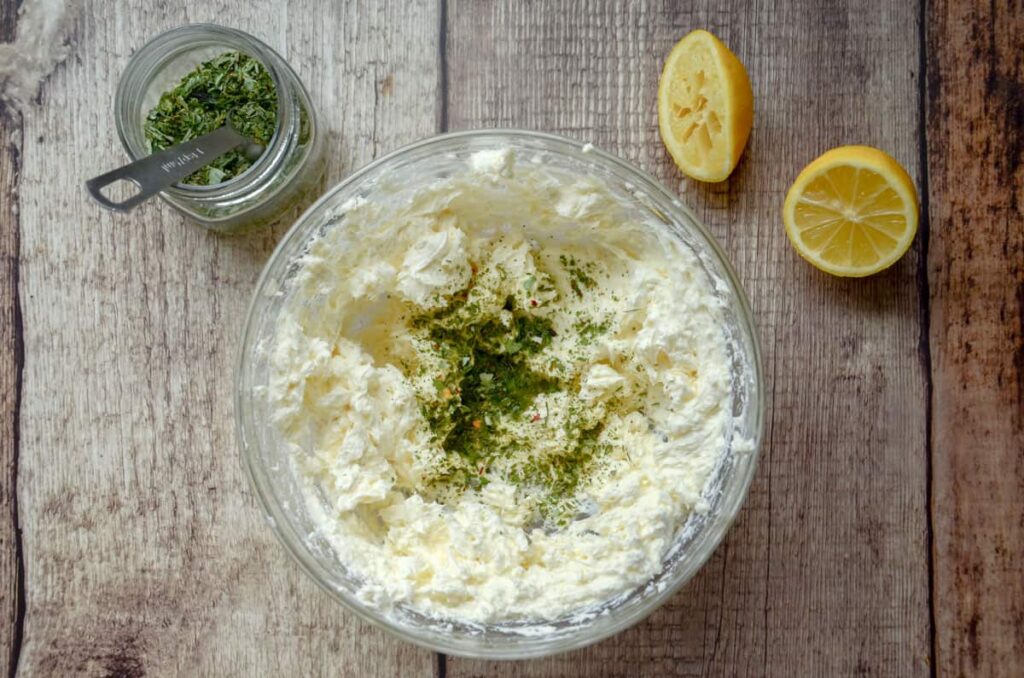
144, 51, 277, 185
408, 252, 630, 526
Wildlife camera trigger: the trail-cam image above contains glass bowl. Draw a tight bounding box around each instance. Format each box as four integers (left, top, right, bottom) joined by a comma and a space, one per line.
236, 130, 764, 658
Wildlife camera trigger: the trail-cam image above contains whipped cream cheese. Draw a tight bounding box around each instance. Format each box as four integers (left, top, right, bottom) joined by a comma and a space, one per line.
267, 148, 733, 623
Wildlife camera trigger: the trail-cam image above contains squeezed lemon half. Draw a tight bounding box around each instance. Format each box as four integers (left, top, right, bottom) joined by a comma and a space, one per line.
783, 146, 919, 277
658, 29, 754, 182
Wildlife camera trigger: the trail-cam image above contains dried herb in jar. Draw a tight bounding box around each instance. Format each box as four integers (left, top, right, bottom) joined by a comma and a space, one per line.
144, 51, 278, 186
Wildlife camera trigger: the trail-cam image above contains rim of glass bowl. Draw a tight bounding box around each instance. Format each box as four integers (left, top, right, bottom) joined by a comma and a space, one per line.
235, 129, 765, 659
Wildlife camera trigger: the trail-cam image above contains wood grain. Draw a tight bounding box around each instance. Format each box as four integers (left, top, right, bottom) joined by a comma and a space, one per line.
1, 2, 24, 676
10, 1, 440, 675
444, 1, 930, 675
0, 86, 22, 678
927, 0, 1024, 674
3, 0, 1021, 674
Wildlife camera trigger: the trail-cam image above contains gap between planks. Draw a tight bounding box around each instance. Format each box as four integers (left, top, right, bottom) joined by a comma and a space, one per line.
915, 1, 937, 675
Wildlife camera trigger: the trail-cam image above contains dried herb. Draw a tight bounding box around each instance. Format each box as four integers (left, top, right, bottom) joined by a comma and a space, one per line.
416, 295, 560, 467
559, 254, 598, 297
411, 283, 617, 525
144, 51, 277, 185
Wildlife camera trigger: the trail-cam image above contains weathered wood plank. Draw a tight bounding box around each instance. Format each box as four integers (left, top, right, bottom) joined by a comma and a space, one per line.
0, 86, 22, 678
13, 1, 439, 675
444, 1, 929, 675
1, 3, 24, 676
927, 0, 1024, 673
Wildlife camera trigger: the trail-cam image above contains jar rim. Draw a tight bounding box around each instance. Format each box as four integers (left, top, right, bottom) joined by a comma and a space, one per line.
114, 23, 292, 197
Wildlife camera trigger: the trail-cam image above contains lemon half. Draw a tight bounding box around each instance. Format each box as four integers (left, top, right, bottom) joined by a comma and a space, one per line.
783, 146, 919, 277
658, 30, 754, 182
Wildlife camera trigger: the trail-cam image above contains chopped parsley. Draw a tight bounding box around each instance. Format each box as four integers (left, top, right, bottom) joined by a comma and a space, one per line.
408, 259, 622, 526
415, 295, 561, 467
559, 253, 598, 297
144, 51, 278, 185
575, 316, 612, 345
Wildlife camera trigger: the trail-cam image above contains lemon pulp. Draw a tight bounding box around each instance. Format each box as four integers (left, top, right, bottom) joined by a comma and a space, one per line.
783, 146, 918, 277
658, 30, 753, 182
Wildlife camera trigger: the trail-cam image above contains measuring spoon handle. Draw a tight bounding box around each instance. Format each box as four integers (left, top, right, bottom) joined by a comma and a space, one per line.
85, 125, 249, 212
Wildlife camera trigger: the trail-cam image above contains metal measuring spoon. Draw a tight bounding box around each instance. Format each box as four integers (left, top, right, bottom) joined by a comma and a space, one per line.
85, 123, 264, 212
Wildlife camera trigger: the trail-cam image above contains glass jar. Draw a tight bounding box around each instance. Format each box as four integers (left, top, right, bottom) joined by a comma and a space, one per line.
115, 24, 325, 233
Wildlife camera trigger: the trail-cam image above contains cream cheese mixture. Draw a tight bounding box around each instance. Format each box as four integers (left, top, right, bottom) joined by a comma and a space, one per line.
267, 148, 733, 623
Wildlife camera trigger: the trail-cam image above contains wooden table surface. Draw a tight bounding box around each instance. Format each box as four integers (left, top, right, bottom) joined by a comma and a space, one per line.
1, 1, 1021, 676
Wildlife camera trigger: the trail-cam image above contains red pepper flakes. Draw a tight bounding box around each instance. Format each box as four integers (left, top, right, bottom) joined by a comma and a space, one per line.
530, 299, 538, 307
530, 412, 541, 422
